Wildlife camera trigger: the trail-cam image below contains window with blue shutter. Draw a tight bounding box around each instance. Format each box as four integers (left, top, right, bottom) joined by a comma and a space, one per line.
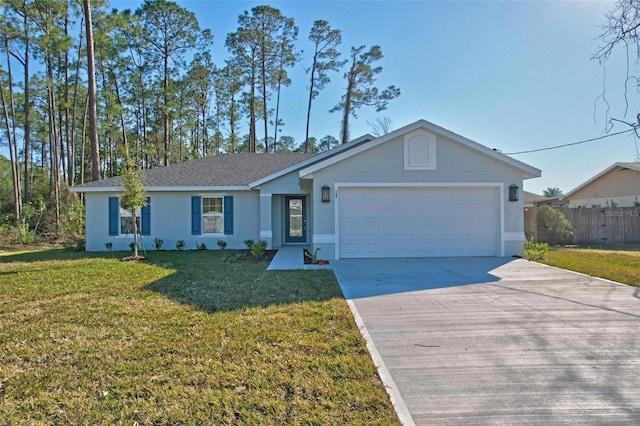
191, 196, 202, 235
141, 197, 151, 235
224, 196, 233, 235
108, 197, 119, 236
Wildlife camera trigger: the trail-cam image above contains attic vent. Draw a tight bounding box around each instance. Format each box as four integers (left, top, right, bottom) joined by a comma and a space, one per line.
404, 129, 436, 170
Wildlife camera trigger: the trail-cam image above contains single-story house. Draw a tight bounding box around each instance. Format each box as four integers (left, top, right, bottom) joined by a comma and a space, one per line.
73, 119, 541, 259
523, 191, 565, 208
562, 162, 640, 208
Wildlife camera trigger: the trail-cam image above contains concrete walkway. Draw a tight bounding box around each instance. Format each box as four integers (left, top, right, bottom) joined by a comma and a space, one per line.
267, 246, 304, 270
267, 246, 329, 270
331, 257, 640, 425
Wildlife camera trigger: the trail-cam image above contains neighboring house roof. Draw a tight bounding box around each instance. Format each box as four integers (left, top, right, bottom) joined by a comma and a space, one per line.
524, 191, 547, 204
523, 191, 562, 207
74, 153, 317, 192
297, 119, 541, 179
562, 162, 640, 200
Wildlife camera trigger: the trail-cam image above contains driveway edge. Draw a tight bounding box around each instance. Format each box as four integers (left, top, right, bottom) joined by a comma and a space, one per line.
343, 296, 416, 426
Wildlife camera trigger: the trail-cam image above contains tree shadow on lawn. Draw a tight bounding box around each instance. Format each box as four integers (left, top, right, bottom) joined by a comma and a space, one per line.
145, 252, 341, 313
143, 251, 343, 313
1, 248, 124, 263
0, 249, 344, 312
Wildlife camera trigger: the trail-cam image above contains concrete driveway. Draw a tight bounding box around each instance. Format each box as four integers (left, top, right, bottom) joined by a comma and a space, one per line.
331, 257, 640, 425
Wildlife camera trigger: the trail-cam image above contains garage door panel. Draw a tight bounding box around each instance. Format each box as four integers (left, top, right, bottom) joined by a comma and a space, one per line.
338, 187, 499, 258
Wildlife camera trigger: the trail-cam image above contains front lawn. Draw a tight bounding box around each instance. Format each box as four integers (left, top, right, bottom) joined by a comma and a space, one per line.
540, 246, 640, 288
0, 249, 399, 424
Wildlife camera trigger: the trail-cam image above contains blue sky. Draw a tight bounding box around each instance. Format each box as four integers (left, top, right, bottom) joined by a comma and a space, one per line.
71, 2, 640, 193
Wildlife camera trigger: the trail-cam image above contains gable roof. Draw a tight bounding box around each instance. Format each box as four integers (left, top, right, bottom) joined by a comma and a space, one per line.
562, 162, 640, 200
297, 119, 541, 179
73, 153, 317, 192
247, 134, 375, 188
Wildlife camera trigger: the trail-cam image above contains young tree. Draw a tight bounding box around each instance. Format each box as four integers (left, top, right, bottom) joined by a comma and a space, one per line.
120, 156, 146, 258
330, 45, 400, 144
305, 20, 345, 152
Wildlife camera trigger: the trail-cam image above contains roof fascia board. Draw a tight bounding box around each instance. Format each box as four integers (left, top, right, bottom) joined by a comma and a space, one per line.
299, 119, 541, 179
72, 185, 251, 193
247, 134, 375, 188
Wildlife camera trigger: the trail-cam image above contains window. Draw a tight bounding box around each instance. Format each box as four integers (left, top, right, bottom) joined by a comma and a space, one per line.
191, 195, 233, 236
120, 207, 140, 235
203, 196, 223, 234
108, 196, 150, 236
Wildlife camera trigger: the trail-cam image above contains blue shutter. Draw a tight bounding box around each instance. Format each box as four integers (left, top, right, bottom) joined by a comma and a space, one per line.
191, 196, 201, 235
108, 197, 119, 236
224, 196, 233, 235
141, 197, 151, 235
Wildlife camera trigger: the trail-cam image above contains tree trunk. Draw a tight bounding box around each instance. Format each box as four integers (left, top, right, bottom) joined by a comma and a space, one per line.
273, 72, 283, 153
112, 70, 128, 155
81, 94, 88, 185
0, 70, 21, 224
69, 16, 84, 187
47, 53, 61, 231
163, 55, 170, 165
249, 64, 256, 153
341, 74, 354, 144
132, 208, 138, 258
305, 55, 318, 153
261, 55, 269, 153
23, 11, 31, 205
83, 0, 101, 181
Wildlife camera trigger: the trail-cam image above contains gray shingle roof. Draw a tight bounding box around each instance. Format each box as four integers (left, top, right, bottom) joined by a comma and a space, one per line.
76, 153, 317, 189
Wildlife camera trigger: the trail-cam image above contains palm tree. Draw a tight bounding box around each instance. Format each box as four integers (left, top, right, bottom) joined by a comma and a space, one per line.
543, 187, 563, 197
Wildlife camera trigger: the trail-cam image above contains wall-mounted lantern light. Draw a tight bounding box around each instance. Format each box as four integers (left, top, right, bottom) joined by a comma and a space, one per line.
321, 185, 331, 203
509, 184, 519, 202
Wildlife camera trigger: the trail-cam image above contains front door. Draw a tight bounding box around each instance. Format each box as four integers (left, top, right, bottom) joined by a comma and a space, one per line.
285, 196, 306, 243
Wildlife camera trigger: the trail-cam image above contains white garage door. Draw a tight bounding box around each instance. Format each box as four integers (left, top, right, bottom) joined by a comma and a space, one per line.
338, 187, 499, 258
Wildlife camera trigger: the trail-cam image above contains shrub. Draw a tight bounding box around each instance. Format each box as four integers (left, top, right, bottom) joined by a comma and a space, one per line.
217, 240, 227, 250
537, 205, 573, 245
176, 240, 186, 251
17, 222, 36, 244
105, 242, 113, 251
154, 238, 164, 250
250, 240, 267, 259
197, 242, 207, 250
244, 239, 255, 250
304, 248, 321, 264
129, 242, 136, 252
524, 238, 547, 261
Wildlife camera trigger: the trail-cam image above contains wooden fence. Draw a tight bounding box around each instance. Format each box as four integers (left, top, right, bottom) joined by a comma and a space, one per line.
525, 207, 640, 245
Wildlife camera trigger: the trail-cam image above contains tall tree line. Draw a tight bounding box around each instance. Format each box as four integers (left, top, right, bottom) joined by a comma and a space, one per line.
0, 0, 398, 234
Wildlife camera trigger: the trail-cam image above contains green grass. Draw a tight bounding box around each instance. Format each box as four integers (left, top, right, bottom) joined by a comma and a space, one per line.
0, 249, 399, 425
540, 246, 640, 288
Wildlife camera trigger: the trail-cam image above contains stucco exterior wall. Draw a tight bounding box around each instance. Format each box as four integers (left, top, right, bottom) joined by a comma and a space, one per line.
308, 133, 527, 258
85, 190, 259, 251
568, 169, 640, 208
